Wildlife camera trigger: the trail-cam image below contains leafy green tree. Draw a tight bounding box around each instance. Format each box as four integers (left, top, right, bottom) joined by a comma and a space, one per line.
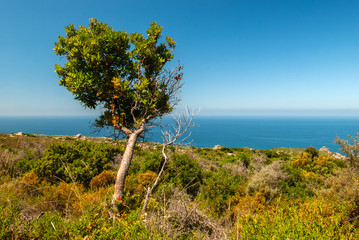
54, 18, 183, 203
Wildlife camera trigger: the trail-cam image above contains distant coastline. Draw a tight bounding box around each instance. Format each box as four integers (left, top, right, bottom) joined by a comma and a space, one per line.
1, 116, 359, 151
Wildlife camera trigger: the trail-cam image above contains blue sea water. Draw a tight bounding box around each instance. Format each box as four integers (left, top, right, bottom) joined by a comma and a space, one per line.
1, 116, 359, 152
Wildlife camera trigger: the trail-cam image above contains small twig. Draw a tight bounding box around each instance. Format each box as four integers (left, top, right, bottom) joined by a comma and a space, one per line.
51, 221, 61, 240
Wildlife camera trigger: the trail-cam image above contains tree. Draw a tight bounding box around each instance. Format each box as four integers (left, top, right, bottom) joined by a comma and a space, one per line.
54, 18, 183, 204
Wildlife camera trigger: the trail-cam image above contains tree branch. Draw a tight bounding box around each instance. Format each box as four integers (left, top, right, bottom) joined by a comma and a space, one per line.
141, 107, 199, 214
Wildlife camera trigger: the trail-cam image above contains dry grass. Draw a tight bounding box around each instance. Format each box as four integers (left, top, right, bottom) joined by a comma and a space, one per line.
145, 188, 229, 239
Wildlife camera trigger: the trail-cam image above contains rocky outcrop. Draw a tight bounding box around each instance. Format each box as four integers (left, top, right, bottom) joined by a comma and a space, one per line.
213, 145, 222, 150
319, 146, 330, 154
320, 146, 347, 160
74, 134, 82, 139
10, 132, 24, 137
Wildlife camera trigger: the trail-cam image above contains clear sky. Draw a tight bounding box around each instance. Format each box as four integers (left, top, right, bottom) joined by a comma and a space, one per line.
1, 0, 358, 117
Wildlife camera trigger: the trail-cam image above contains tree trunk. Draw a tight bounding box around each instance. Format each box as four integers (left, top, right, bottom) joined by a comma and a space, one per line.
112, 132, 139, 204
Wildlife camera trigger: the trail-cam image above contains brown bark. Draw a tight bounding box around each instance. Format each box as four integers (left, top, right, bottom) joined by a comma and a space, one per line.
112, 131, 140, 204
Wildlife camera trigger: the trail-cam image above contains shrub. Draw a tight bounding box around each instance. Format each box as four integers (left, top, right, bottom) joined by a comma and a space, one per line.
127, 148, 162, 178
165, 154, 203, 197
222, 161, 250, 178
261, 149, 280, 159
18, 171, 41, 196
137, 170, 157, 187
322, 168, 359, 203
41, 182, 84, 214
199, 170, 243, 216
234, 196, 359, 239
34, 141, 119, 187
119, 174, 145, 210
247, 160, 287, 200
0, 149, 18, 176
218, 147, 233, 153
305, 146, 319, 158
238, 153, 251, 168
280, 152, 339, 199
292, 152, 336, 176
146, 188, 228, 239
89, 170, 116, 189
73, 187, 112, 214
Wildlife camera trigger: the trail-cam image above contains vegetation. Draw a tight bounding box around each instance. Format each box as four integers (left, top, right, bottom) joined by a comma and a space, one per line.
1, 134, 359, 239
54, 19, 183, 203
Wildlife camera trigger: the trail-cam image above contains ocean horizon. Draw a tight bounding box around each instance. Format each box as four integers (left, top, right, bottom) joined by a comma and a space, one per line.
1, 116, 359, 152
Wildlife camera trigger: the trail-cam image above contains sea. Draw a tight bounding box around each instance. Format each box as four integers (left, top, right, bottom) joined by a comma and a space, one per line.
1, 116, 359, 152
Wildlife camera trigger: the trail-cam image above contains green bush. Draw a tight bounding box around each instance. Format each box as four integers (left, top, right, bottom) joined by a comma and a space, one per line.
261, 149, 280, 159
238, 153, 251, 168
34, 141, 120, 187
131, 149, 162, 174
165, 154, 203, 197
199, 170, 243, 216
218, 147, 233, 153
305, 146, 319, 158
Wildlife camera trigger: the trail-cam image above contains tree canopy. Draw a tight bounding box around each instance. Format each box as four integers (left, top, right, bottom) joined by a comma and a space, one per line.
54, 18, 183, 136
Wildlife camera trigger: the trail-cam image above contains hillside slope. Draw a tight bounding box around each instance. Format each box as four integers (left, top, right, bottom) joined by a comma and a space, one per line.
1, 133, 358, 239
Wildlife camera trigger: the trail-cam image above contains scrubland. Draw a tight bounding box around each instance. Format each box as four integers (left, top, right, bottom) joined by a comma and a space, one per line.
1, 133, 359, 239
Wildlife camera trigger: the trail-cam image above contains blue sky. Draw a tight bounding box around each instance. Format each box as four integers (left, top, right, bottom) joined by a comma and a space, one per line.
1, 0, 358, 116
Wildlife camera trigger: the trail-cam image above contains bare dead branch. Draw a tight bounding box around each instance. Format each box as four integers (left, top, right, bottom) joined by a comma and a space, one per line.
141, 107, 199, 214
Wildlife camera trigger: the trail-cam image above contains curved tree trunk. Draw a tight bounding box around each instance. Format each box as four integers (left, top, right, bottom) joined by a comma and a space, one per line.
112, 132, 139, 204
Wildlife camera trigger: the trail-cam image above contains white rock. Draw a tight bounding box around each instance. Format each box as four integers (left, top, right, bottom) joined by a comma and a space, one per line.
74, 134, 82, 139
319, 146, 331, 154
213, 145, 222, 150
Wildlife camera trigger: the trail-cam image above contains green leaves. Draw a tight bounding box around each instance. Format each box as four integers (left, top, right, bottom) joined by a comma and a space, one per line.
54, 18, 183, 135
34, 141, 120, 187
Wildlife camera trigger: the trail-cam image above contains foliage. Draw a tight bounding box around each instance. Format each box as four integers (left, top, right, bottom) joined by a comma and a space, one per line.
34, 141, 119, 187
54, 18, 185, 203
199, 170, 243, 216
164, 154, 203, 197
322, 168, 359, 204
90, 170, 116, 189
305, 146, 319, 158
137, 170, 158, 187
247, 161, 287, 200
2, 134, 359, 239
42, 182, 84, 214
291, 152, 337, 176
335, 134, 359, 167
0, 148, 18, 177
130, 148, 163, 175
218, 147, 233, 153
238, 152, 251, 168
145, 188, 227, 239
261, 149, 290, 162
18, 171, 41, 196
54, 18, 182, 135
234, 196, 359, 239
280, 151, 340, 199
